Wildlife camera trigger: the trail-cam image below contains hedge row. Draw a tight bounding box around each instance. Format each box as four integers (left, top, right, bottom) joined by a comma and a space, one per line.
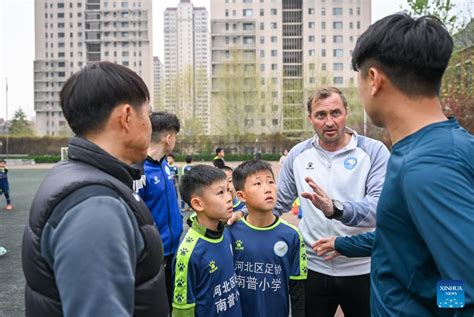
28, 153, 281, 164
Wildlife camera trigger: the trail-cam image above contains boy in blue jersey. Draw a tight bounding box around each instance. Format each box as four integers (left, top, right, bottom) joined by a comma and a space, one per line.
173, 165, 242, 317
167, 153, 179, 186
138, 111, 182, 311
0, 159, 12, 210
219, 166, 245, 212
228, 159, 307, 317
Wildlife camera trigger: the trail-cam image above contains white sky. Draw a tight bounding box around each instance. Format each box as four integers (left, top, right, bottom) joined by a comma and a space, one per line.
0, 0, 472, 120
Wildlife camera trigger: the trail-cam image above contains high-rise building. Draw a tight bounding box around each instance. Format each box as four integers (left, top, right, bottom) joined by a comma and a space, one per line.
164, 0, 210, 135
153, 56, 164, 110
34, 0, 153, 136
210, 0, 371, 136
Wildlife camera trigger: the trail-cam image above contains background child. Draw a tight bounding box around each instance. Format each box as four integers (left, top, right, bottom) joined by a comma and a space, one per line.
228, 160, 307, 317
219, 166, 245, 212
173, 165, 242, 317
180, 155, 193, 211
0, 159, 12, 210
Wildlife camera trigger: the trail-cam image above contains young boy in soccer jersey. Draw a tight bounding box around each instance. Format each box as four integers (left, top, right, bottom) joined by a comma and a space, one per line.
228, 160, 307, 317
173, 165, 242, 317
219, 166, 245, 212
0, 159, 12, 210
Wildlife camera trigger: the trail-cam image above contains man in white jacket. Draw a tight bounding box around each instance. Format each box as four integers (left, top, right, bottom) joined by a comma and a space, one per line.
275, 87, 389, 317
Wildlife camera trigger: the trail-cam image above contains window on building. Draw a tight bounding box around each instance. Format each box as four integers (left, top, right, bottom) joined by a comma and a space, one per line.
309, 22, 315, 29
321, 35, 326, 43
321, 22, 326, 29
271, 64, 277, 70
333, 77, 343, 84
309, 35, 315, 42
309, 63, 315, 70
260, 22, 264, 30
321, 8, 326, 15
271, 22, 277, 29
58, 3, 64, 8
333, 63, 343, 71
260, 36, 265, 44
260, 9, 264, 16
308, 8, 315, 14
333, 49, 343, 57
322, 63, 327, 71
260, 50, 265, 57
357, 7, 361, 15
309, 49, 316, 56
271, 8, 277, 15
333, 8, 343, 15
271, 36, 277, 43
271, 50, 277, 57
243, 9, 253, 16
333, 22, 343, 29
321, 49, 326, 57
261, 64, 265, 72
333, 35, 343, 43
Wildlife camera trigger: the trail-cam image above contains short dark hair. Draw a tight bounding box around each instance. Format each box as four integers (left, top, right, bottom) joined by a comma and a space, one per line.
351, 13, 453, 97
306, 87, 348, 114
215, 147, 224, 155
213, 158, 225, 169
179, 165, 227, 207
60, 61, 150, 136
232, 159, 274, 191
150, 112, 180, 142
167, 153, 175, 159
219, 165, 233, 173
185, 155, 193, 164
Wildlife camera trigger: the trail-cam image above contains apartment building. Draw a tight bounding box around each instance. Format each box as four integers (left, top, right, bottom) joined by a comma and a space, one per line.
153, 56, 164, 110
164, 0, 210, 135
34, 0, 153, 136
210, 0, 371, 135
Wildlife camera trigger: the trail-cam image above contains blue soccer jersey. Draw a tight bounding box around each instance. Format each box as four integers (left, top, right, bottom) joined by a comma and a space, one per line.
227, 217, 307, 317
173, 220, 242, 317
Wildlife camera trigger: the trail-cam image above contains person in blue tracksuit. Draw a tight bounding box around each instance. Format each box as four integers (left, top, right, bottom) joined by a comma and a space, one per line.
350, 13, 474, 316
138, 111, 183, 311
0, 159, 12, 210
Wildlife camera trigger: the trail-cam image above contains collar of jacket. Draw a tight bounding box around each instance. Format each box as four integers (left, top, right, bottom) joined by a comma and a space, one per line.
67, 136, 142, 189
187, 214, 225, 239
145, 155, 167, 165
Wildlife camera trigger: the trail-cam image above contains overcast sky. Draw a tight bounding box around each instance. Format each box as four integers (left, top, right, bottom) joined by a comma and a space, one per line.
0, 0, 472, 120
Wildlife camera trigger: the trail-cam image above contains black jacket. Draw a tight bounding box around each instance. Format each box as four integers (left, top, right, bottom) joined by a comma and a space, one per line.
22, 137, 169, 317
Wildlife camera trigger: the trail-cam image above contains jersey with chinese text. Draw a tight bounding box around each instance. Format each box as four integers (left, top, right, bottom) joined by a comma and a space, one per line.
227, 217, 307, 317
173, 228, 242, 317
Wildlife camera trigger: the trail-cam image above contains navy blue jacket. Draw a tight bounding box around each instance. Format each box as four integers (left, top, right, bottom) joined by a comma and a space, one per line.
139, 156, 183, 256
372, 119, 473, 316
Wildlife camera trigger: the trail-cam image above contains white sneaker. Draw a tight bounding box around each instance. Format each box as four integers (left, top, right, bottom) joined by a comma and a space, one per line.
0, 246, 7, 257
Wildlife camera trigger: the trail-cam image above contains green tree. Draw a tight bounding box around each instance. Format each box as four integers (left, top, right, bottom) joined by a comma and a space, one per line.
404, 0, 464, 34
212, 48, 279, 136
10, 108, 34, 136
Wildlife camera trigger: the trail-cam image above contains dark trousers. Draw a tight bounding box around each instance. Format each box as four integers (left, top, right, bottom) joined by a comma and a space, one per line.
163, 254, 175, 312
305, 270, 370, 317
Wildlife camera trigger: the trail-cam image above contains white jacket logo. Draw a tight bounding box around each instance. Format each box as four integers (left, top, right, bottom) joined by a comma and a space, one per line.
306, 162, 314, 170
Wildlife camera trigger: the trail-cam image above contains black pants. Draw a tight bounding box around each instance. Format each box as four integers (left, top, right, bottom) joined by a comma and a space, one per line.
163, 254, 175, 312
305, 270, 370, 317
